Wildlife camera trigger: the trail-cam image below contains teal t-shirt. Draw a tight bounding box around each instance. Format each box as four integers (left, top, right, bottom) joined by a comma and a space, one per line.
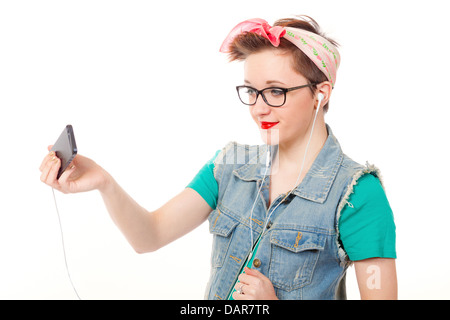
187, 150, 396, 262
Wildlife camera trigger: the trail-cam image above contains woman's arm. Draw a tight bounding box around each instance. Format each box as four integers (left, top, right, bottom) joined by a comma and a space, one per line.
354, 258, 398, 300
40, 150, 212, 254
100, 174, 212, 253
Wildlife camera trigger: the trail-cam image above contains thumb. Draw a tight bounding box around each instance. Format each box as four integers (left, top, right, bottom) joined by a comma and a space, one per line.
244, 266, 263, 278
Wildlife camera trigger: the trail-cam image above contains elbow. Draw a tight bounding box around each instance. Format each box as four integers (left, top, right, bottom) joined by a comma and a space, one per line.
134, 247, 157, 254
129, 212, 163, 254
133, 246, 148, 254
135, 249, 150, 254
132, 241, 162, 254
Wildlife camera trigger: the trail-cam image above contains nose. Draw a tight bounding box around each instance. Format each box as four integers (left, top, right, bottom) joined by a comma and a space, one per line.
251, 94, 272, 117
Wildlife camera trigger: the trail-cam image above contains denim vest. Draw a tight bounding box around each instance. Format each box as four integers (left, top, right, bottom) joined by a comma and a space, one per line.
204, 125, 381, 300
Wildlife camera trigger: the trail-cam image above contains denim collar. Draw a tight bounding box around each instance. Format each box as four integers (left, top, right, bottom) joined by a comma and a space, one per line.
233, 124, 343, 203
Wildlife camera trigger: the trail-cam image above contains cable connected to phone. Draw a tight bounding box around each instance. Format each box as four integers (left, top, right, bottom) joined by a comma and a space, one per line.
51, 187, 82, 300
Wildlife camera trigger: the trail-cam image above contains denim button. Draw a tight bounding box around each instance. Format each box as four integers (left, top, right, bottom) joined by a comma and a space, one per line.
253, 258, 262, 268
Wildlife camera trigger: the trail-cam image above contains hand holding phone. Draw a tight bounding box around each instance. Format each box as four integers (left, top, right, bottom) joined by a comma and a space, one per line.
40, 125, 110, 194
51, 125, 77, 179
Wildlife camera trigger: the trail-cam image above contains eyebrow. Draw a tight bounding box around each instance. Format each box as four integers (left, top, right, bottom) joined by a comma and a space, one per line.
244, 79, 287, 86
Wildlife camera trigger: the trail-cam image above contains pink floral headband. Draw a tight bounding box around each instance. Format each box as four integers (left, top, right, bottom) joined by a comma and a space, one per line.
220, 18, 341, 88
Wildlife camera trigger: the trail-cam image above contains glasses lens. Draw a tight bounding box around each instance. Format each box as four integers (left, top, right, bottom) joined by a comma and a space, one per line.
237, 86, 257, 105
262, 88, 285, 107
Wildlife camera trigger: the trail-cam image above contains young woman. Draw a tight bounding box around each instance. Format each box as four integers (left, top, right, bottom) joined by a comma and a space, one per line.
40, 16, 397, 300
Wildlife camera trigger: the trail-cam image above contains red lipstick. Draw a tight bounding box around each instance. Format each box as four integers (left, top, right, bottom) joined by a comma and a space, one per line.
260, 121, 279, 130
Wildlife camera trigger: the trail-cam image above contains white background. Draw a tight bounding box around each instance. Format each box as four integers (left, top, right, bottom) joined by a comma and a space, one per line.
1, 0, 449, 300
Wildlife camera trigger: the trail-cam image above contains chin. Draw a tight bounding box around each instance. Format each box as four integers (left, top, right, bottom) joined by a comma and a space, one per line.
259, 128, 280, 146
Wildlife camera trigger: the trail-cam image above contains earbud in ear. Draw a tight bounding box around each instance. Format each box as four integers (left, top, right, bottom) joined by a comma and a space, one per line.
315, 93, 325, 115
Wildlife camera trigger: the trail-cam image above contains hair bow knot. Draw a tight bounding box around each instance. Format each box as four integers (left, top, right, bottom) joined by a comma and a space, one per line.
219, 18, 286, 53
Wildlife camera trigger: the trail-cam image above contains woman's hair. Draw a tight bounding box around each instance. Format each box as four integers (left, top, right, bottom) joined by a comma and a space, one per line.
227, 16, 339, 113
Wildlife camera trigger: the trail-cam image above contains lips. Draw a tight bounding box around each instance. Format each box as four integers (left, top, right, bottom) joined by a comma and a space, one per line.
260, 121, 279, 130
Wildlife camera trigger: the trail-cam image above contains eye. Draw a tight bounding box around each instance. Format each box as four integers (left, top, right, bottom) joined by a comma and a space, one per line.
269, 88, 284, 97
245, 87, 257, 96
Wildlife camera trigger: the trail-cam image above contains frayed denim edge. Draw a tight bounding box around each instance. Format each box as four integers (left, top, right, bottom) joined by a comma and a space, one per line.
335, 162, 384, 267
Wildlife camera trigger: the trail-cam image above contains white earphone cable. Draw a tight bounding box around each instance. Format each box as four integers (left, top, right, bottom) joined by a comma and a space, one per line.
248, 150, 271, 251
248, 96, 323, 260
51, 187, 82, 300
292, 97, 321, 188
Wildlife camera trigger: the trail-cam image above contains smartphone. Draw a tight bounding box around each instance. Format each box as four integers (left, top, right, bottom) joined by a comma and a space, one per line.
51, 125, 78, 179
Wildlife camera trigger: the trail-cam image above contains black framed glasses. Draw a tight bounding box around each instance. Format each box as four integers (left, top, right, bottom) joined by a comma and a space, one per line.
236, 83, 317, 107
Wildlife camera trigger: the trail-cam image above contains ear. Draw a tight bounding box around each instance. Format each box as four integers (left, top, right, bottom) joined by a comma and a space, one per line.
315, 81, 333, 108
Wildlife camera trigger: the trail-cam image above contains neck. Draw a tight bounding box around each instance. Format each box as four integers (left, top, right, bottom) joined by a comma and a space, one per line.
276, 121, 328, 173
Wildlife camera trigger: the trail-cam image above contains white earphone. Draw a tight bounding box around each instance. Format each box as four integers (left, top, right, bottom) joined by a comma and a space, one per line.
316, 93, 325, 115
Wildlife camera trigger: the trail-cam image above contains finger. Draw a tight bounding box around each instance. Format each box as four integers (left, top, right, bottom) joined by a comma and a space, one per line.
233, 282, 251, 299
232, 291, 242, 300
244, 266, 265, 278
238, 271, 262, 287
41, 155, 61, 187
47, 157, 61, 185
234, 282, 246, 293
239, 277, 262, 297
58, 163, 76, 186
238, 273, 252, 285
58, 154, 81, 184
39, 151, 55, 172
238, 283, 256, 297
239, 268, 268, 289
235, 278, 259, 299
40, 153, 56, 182
232, 290, 252, 300
40, 145, 54, 170
244, 266, 258, 274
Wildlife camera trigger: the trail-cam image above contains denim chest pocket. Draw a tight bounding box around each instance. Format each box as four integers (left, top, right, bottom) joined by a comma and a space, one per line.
208, 209, 239, 268
269, 229, 326, 291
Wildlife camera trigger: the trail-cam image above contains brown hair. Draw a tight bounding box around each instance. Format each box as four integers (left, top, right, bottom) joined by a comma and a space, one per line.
227, 16, 339, 113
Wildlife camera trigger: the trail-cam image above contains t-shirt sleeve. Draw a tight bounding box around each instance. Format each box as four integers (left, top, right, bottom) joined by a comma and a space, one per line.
186, 150, 221, 210
338, 173, 396, 261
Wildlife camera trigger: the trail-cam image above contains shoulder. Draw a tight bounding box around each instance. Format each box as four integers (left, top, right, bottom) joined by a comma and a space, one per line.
338, 171, 396, 261
340, 154, 365, 177
339, 153, 385, 198
344, 172, 389, 212
352, 173, 384, 198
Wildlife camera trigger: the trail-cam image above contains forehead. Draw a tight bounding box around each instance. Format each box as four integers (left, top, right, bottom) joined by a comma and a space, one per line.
243, 49, 307, 85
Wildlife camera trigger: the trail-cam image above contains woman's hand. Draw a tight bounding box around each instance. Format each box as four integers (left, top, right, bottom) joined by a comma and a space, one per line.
39, 146, 110, 194
232, 267, 278, 300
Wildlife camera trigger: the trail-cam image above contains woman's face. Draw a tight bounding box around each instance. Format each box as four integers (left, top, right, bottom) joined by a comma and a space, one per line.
244, 49, 318, 147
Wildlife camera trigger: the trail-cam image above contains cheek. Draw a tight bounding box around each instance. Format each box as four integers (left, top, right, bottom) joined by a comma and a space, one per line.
285, 95, 314, 120
279, 101, 314, 136
249, 106, 255, 117
249, 107, 259, 124
281, 106, 307, 126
